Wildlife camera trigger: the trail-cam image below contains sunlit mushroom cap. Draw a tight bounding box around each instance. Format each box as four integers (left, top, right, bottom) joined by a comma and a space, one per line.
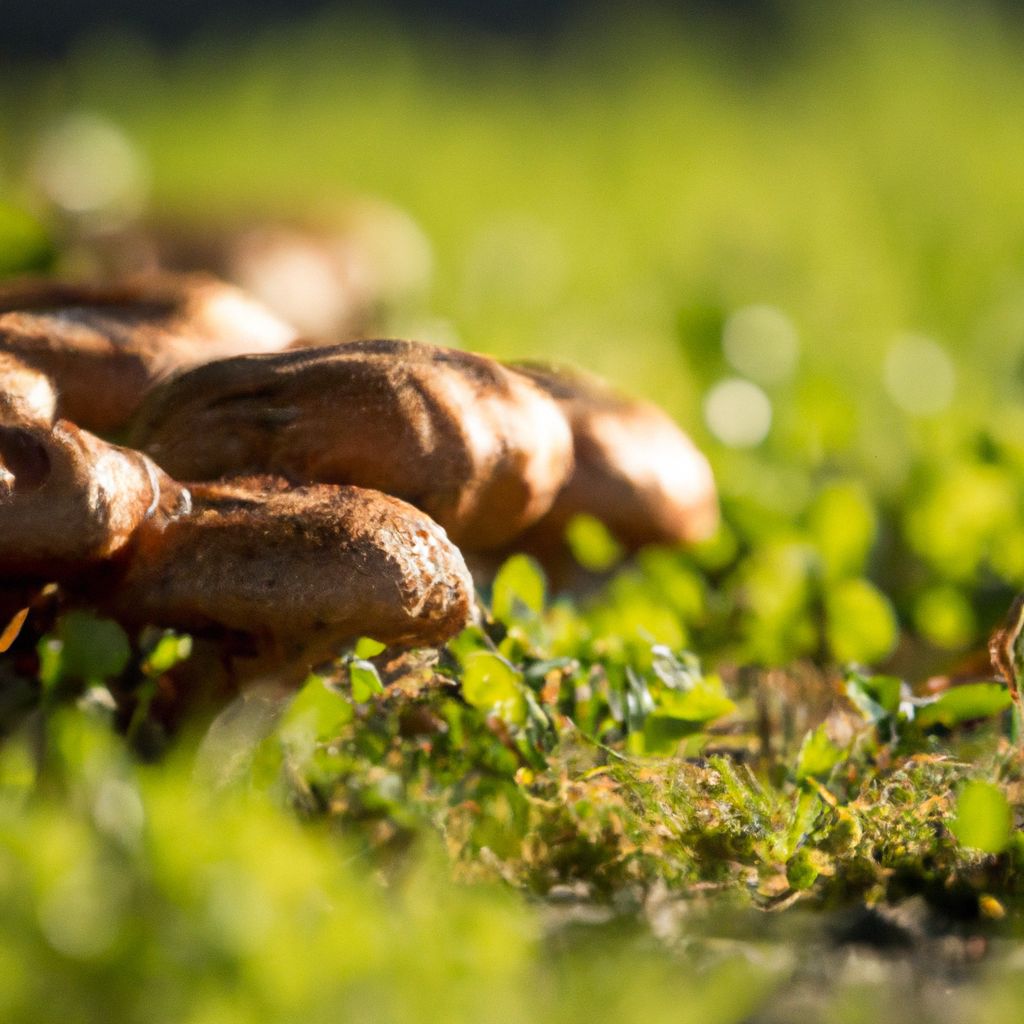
0, 274, 299, 433
0, 418, 186, 579
0, 352, 57, 425
511, 362, 718, 550
102, 478, 475, 655
130, 339, 575, 551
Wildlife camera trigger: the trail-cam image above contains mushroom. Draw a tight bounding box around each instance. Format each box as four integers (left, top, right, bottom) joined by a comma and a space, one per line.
0, 357, 57, 648
129, 339, 575, 551
0, 352, 57, 425
97, 477, 475, 661
0, 417, 186, 581
508, 362, 718, 555
93, 201, 431, 339
153, 215, 426, 340
0, 273, 299, 433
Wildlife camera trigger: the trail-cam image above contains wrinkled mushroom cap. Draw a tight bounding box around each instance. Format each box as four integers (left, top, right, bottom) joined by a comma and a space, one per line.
0, 418, 186, 579
131, 339, 575, 550
511, 362, 718, 551
0, 273, 298, 432
102, 478, 475, 655
0, 352, 56, 425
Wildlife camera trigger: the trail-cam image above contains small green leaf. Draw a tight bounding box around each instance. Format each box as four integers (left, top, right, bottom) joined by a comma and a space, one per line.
354, 637, 386, 659
37, 612, 131, 689
461, 652, 527, 725
446, 625, 491, 663
36, 637, 64, 691
912, 585, 976, 650
786, 848, 820, 890
807, 480, 877, 580
650, 646, 703, 691
624, 666, 656, 732
565, 514, 624, 572
350, 659, 384, 703
845, 671, 902, 720
491, 554, 546, 624
690, 522, 738, 572
796, 725, 844, 781
844, 670, 904, 729
825, 578, 898, 664
640, 714, 707, 754
951, 781, 1011, 854
653, 679, 735, 724
281, 674, 354, 743
143, 631, 193, 675
915, 683, 1011, 730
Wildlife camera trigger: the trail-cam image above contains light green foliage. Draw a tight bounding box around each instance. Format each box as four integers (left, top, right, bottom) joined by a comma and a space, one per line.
796, 725, 845, 782
952, 781, 1012, 854
459, 651, 528, 725
565, 514, 625, 572
279, 673, 354, 744
350, 659, 384, 702
845, 671, 1013, 737
0, 202, 54, 276
912, 585, 978, 650
354, 637, 387, 659
824, 578, 898, 665
807, 481, 877, 583
914, 683, 1012, 730
0, 709, 785, 1024
0, 592, 1020, 1022
491, 554, 546, 625
845, 671, 902, 724
140, 631, 193, 675
37, 612, 131, 691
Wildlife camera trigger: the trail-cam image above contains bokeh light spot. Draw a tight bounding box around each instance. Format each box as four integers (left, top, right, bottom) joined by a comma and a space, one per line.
703, 378, 772, 447
31, 112, 147, 226
722, 305, 799, 384
883, 334, 956, 416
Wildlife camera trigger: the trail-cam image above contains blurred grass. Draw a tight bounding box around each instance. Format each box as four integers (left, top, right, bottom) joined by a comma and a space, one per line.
7, 3, 1024, 1019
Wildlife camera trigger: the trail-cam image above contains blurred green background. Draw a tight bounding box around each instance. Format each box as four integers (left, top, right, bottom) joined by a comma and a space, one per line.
5, 2, 1024, 1020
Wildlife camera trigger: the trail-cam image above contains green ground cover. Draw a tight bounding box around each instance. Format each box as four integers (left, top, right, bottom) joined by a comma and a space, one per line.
5, 3, 1024, 1019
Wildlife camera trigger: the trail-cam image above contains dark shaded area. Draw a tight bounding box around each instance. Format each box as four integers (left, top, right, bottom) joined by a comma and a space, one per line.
6, 0, 793, 58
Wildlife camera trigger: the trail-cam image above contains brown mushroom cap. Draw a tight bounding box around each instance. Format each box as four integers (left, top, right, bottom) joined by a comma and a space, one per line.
510, 362, 718, 551
0, 274, 298, 433
0, 418, 186, 580
0, 352, 57, 425
130, 339, 575, 551
138, 202, 432, 340
100, 478, 475, 656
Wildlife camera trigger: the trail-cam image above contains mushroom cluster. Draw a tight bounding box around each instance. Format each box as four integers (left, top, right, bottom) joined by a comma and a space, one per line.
0, 273, 717, 685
